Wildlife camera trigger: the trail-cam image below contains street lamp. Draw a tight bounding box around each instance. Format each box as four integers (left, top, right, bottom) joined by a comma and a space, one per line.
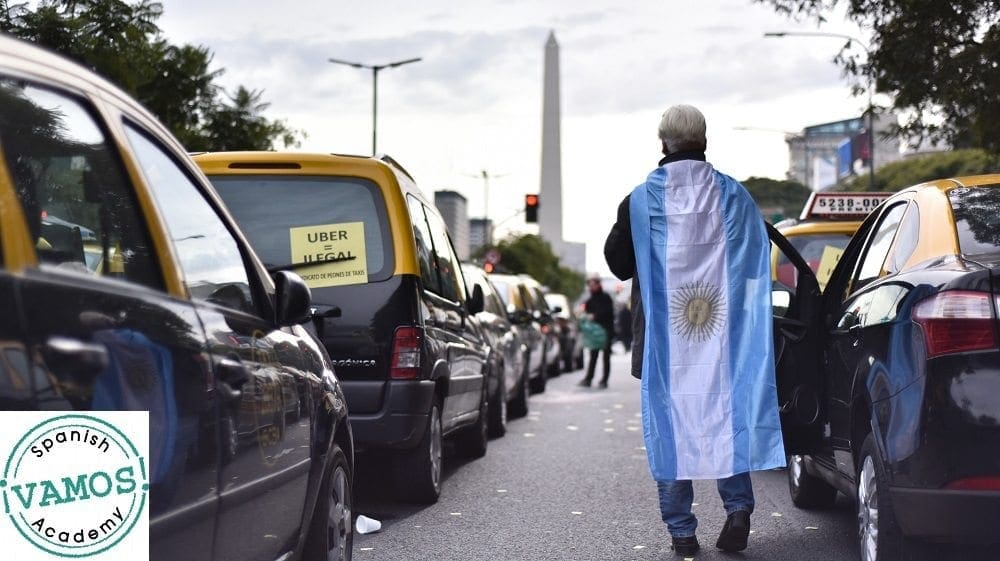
764, 31, 877, 191
328, 56, 422, 155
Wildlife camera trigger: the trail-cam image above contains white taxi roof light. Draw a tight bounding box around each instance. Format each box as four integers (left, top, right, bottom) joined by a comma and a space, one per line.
799, 192, 892, 221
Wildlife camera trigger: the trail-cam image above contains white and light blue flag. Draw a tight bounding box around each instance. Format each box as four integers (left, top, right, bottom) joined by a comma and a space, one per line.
630, 159, 785, 481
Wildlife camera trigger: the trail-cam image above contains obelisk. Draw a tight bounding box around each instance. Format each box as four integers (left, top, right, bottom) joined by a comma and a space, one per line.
539, 30, 562, 244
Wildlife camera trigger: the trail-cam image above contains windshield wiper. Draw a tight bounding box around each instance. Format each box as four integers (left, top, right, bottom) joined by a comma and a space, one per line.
267, 255, 357, 273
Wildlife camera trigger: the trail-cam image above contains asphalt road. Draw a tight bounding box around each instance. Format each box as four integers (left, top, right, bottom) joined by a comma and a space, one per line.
353, 348, 859, 561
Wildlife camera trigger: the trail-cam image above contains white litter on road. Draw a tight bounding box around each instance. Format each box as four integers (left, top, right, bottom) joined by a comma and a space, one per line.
355, 515, 382, 534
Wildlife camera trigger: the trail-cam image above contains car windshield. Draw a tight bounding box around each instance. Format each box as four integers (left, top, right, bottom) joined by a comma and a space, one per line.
950, 186, 1000, 258
209, 175, 393, 283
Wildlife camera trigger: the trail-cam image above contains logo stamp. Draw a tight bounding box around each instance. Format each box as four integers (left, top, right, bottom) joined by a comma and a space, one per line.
1, 412, 149, 560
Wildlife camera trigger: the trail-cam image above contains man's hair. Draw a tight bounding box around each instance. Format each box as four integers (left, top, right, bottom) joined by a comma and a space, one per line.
657, 104, 707, 153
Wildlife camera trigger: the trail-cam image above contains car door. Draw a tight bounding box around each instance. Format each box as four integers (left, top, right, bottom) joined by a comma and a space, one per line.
119, 123, 315, 561
822, 202, 908, 474
767, 222, 827, 454
0, 77, 218, 561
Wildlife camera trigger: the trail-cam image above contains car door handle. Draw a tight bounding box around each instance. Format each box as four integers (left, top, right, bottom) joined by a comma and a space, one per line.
214, 357, 249, 401
43, 336, 109, 381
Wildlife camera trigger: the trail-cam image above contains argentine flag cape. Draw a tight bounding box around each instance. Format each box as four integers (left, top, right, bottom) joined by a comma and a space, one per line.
631, 159, 785, 481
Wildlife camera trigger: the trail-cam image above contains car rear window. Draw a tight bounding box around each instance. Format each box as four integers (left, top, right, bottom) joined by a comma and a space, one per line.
209, 175, 393, 284
777, 233, 853, 273
950, 186, 1000, 257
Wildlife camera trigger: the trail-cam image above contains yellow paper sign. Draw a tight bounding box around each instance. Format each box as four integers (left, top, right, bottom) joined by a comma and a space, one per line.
289, 222, 368, 288
816, 245, 844, 290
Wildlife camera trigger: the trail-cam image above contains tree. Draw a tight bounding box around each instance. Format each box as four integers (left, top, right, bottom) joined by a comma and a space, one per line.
756, 0, 1000, 152
0, 0, 301, 150
742, 176, 811, 220
838, 148, 1000, 192
476, 234, 585, 301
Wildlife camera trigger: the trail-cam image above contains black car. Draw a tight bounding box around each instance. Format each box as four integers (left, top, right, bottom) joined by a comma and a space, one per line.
0, 37, 353, 561
463, 264, 530, 424
772, 178, 1000, 561
196, 151, 489, 504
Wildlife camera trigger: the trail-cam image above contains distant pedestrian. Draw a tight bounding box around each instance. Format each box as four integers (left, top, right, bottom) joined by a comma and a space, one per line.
578, 274, 615, 388
604, 104, 785, 556
616, 304, 633, 352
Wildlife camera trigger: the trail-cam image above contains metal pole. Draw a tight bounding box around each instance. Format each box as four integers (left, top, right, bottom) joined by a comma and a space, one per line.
867, 84, 876, 191
371, 67, 379, 155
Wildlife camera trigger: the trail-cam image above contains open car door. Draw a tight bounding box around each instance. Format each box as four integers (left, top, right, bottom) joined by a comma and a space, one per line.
767, 222, 827, 454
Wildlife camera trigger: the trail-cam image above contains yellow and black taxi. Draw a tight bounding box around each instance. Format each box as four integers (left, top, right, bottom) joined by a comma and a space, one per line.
193, 151, 490, 504
0, 37, 354, 561
772, 176, 1000, 560
773, 191, 891, 291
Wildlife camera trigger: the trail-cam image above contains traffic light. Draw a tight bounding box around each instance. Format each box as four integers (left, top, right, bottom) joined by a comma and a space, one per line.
524, 193, 539, 223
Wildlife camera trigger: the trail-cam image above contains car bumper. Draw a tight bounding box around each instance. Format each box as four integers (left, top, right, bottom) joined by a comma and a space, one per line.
891, 486, 1000, 543
346, 380, 435, 452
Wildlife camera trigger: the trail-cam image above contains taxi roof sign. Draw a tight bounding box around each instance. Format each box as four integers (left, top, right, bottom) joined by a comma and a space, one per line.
799, 191, 891, 221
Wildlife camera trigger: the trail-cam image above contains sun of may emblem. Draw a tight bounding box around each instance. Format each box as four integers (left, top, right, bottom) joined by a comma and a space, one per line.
670, 281, 726, 341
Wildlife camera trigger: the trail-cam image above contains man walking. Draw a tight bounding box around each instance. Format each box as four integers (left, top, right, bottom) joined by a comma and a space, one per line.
579, 274, 615, 388
604, 104, 785, 556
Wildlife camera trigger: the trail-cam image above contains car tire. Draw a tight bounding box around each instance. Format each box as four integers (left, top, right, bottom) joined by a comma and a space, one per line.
857, 433, 915, 561
787, 454, 838, 509
508, 371, 529, 419
303, 442, 353, 561
528, 354, 547, 394
575, 349, 585, 370
456, 392, 489, 458
487, 369, 507, 438
393, 402, 442, 503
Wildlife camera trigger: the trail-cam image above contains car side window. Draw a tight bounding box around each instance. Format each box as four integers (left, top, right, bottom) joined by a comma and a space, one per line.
888, 204, 920, 274
863, 283, 909, 327
122, 124, 257, 315
423, 208, 462, 303
0, 79, 162, 289
407, 195, 440, 295
854, 203, 907, 291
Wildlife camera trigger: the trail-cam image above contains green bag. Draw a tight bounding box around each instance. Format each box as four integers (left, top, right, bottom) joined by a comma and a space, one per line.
580, 319, 608, 350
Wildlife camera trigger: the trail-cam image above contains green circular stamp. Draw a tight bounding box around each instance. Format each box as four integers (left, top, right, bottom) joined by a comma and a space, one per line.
2, 414, 147, 558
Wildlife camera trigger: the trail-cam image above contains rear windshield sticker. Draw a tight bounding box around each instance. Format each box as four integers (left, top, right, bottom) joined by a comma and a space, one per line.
289, 222, 368, 288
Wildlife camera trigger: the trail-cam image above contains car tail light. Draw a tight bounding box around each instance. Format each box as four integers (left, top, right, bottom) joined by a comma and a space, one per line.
540, 323, 551, 334
944, 476, 1000, 491
390, 326, 422, 379
912, 291, 997, 358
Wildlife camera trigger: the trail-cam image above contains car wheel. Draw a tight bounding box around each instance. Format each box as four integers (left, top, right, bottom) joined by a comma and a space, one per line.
857, 433, 907, 561
508, 371, 529, 419
575, 349, 584, 370
488, 369, 508, 438
456, 392, 489, 458
393, 402, 442, 503
303, 442, 353, 561
788, 454, 838, 509
528, 354, 547, 394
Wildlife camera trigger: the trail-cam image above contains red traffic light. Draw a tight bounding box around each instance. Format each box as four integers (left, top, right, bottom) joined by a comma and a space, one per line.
525, 193, 539, 223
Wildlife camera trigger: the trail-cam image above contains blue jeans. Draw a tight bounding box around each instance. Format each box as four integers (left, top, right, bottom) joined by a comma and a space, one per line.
656, 472, 754, 538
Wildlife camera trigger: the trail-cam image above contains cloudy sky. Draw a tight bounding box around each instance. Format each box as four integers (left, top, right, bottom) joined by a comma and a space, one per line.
159, 0, 871, 275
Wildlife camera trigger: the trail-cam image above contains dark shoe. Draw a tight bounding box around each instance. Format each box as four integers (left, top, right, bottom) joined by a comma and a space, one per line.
597, 381, 608, 389
716, 510, 750, 552
577, 379, 591, 387
671, 535, 700, 556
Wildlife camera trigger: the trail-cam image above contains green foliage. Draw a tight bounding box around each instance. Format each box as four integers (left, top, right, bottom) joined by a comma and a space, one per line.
0, 0, 302, 151
741, 176, 811, 219
477, 234, 585, 301
838, 149, 1000, 192
756, 0, 1000, 153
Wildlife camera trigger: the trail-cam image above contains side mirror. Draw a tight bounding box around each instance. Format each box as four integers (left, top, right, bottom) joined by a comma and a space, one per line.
273, 271, 313, 326
550, 305, 563, 314
468, 284, 485, 315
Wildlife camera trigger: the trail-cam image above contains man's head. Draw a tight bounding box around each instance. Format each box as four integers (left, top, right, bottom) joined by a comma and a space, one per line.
658, 104, 707, 155
587, 274, 603, 293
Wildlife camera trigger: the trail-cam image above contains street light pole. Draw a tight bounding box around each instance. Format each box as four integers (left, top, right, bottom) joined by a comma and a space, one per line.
328, 56, 422, 155
764, 31, 877, 191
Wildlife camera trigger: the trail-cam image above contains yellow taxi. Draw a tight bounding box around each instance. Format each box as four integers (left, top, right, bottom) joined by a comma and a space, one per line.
0, 36, 353, 561
772, 191, 891, 290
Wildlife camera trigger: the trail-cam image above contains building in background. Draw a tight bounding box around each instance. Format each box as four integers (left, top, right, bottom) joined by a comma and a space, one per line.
434, 190, 470, 260
786, 113, 901, 191
469, 218, 492, 255
539, 30, 586, 272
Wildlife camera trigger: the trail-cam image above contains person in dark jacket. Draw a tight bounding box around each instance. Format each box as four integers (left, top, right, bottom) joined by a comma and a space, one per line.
579, 275, 615, 388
